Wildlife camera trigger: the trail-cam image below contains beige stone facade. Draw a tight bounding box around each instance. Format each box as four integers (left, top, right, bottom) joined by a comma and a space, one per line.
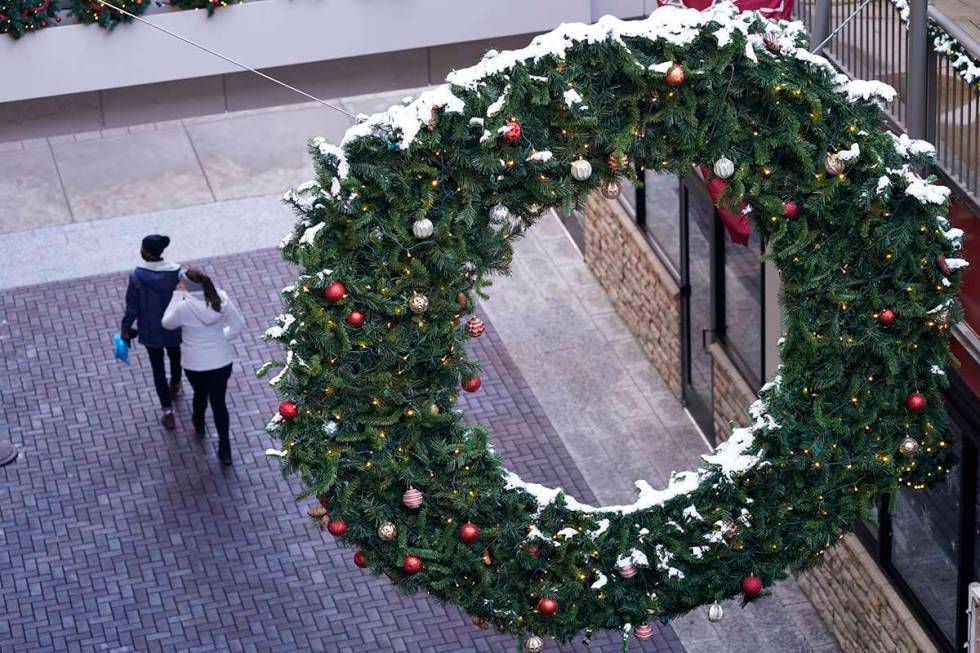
582, 191, 939, 653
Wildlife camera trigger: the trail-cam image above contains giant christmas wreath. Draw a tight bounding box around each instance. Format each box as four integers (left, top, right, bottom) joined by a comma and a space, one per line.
261, 4, 965, 649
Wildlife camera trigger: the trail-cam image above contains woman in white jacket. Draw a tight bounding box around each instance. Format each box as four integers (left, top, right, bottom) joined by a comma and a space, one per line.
162, 268, 245, 465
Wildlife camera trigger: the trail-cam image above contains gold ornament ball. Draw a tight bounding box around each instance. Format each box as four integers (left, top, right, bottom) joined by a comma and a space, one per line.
665, 64, 685, 87
409, 292, 429, 314
377, 521, 397, 542
524, 635, 545, 653
601, 179, 622, 199
824, 152, 845, 175
899, 436, 920, 457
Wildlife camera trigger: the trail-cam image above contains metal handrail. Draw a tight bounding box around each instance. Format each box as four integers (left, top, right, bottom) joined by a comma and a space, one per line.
928, 5, 980, 61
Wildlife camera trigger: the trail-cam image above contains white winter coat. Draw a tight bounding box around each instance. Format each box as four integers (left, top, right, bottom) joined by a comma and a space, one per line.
161, 289, 245, 371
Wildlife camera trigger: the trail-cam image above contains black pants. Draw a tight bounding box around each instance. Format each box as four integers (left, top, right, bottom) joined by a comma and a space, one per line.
145, 346, 181, 410
185, 364, 233, 455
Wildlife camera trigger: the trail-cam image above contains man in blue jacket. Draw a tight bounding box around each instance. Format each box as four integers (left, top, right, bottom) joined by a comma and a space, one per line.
121, 235, 182, 430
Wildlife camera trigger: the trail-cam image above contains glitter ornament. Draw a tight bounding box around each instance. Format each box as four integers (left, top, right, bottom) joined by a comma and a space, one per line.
608, 152, 628, 172
323, 281, 346, 303
782, 201, 798, 219
824, 152, 845, 175
377, 521, 397, 541
665, 64, 685, 86
899, 436, 920, 457
502, 120, 522, 144
490, 204, 511, 224
634, 623, 653, 640
617, 563, 637, 579
403, 555, 423, 574
601, 179, 622, 199
409, 292, 429, 314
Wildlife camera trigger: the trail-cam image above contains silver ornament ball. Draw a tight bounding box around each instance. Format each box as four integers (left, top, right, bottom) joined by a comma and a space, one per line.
601, 179, 622, 199
490, 204, 511, 224
899, 436, 920, 457
707, 602, 724, 622
713, 156, 735, 180
570, 158, 592, 181
412, 218, 434, 239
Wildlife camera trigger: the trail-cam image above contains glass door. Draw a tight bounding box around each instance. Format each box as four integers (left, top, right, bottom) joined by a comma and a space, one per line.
679, 175, 718, 441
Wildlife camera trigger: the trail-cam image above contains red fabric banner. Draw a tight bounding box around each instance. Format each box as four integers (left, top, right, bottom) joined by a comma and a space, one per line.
655, 0, 794, 21
697, 165, 751, 246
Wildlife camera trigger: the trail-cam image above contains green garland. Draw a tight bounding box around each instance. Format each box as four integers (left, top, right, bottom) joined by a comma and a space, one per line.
262, 5, 963, 648
67, 0, 147, 30
167, 0, 240, 17
0, 0, 60, 38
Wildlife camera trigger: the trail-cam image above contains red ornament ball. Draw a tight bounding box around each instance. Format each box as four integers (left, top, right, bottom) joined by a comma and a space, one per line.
665, 64, 686, 87
459, 522, 480, 544
878, 308, 896, 326
782, 201, 798, 219
278, 400, 298, 420
537, 597, 559, 616
634, 623, 654, 640
326, 520, 348, 536
403, 555, 423, 574
353, 550, 368, 568
466, 317, 485, 338
741, 574, 763, 598
906, 392, 927, 413
524, 545, 541, 558
345, 311, 366, 328
462, 376, 482, 393
324, 281, 346, 303
502, 120, 522, 144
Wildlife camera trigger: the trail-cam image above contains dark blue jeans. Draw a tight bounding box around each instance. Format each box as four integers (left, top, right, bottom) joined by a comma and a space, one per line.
145, 346, 181, 410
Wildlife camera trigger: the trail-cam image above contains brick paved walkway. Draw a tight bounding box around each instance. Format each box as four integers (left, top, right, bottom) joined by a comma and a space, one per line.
0, 248, 684, 653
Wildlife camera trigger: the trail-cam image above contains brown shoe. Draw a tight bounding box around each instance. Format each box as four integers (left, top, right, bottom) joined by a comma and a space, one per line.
161, 412, 176, 431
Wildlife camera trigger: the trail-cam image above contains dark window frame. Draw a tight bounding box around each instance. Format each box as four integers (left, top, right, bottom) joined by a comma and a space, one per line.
856, 371, 980, 653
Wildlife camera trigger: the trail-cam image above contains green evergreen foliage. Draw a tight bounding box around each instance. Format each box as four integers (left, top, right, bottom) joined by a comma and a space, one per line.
68, 0, 147, 29
0, 0, 59, 38
262, 7, 962, 645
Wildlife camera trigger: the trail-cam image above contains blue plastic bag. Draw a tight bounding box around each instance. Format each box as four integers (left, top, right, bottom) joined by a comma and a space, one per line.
113, 333, 130, 364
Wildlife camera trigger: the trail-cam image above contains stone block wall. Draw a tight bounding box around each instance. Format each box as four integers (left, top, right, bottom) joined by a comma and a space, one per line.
581, 191, 939, 653
797, 536, 938, 653
583, 193, 683, 400
708, 342, 755, 444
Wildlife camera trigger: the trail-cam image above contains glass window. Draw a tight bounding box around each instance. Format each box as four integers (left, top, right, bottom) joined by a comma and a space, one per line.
722, 230, 763, 387
642, 172, 681, 275
892, 429, 961, 646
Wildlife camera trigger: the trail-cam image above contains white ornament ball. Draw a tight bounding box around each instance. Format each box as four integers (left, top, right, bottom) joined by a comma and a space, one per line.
524, 635, 545, 653
377, 521, 397, 541
412, 218, 434, 239
601, 179, 622, 199
707, 602, 724, 622
570, 158, 592, 181
634, 623, 654, 640
402, 487, 423, 509
617, 564, 637, 579
713, 156, 735, 180
408, 292, 429, 314
490, 204, 511, 224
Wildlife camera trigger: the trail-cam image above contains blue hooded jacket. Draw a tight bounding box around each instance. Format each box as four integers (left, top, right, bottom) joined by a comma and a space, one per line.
121, 260, 182, 348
